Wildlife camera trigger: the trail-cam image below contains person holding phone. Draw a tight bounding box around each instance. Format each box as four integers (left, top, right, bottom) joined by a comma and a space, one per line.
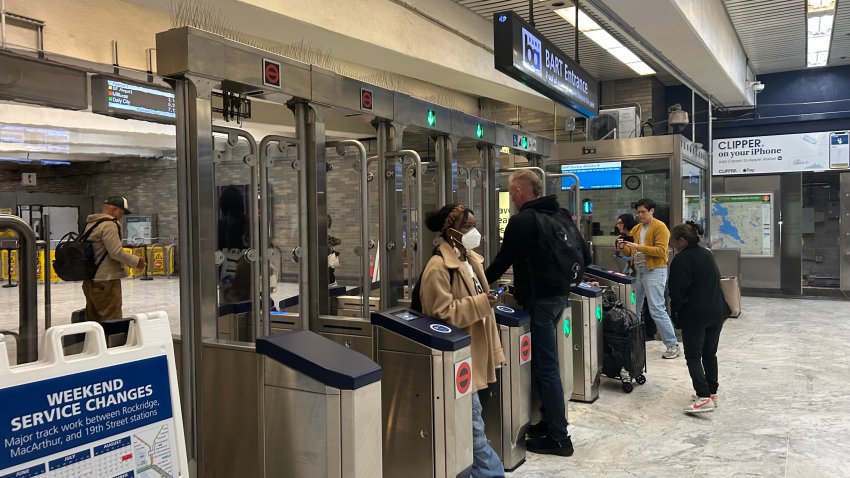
419, 203, 506, 477
614, 213, 638, 275
617, 198, 680, 359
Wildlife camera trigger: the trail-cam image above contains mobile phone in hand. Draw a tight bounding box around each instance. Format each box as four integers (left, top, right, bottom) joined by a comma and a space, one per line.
489, 286, 508, 297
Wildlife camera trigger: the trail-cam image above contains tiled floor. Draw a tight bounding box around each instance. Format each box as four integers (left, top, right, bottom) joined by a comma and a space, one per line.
2, 281, 849, 477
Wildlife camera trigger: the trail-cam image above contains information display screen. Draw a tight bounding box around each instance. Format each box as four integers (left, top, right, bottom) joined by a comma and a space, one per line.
91, 75, 175, 124
560, 161, 622, 190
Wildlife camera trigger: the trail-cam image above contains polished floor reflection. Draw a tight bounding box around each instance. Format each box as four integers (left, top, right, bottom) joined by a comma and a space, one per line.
2, 282, 848, 477
508, 296, 850, 478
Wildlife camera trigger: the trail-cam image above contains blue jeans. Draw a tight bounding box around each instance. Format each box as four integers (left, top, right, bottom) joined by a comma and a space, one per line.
472, 392, 505, 477
633, 265, 678, 348
525, 296, 570, 443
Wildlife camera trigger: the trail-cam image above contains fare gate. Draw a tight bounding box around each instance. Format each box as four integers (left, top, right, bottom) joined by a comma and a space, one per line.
482, 304, 532, 471
585, 265, 636, 313
257, 330, 383, 478
569, 283, 604, 403
372, 307, 473, 478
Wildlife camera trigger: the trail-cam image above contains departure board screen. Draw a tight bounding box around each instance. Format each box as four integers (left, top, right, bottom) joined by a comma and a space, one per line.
91, 75, 175, 124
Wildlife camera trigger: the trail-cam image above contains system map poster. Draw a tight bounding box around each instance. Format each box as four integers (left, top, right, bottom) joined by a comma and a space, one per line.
709, 194, 773, 257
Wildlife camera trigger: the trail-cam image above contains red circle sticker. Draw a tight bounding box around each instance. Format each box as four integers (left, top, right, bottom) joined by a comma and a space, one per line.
360, 88, 373, 111
455, 361, 471, 396
520, 334, 531, 363
263, 59, 281, 87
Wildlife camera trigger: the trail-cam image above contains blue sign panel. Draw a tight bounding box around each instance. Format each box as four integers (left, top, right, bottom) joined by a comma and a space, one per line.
0, 356, 173, 472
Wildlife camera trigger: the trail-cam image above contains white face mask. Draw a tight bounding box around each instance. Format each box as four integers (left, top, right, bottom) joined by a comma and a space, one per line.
461, 227, 481, 250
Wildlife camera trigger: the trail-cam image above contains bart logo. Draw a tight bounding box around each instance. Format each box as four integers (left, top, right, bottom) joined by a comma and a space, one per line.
522, 27, 543, 77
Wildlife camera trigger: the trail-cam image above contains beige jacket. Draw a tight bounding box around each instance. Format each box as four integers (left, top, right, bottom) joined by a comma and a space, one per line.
420, 240, 506, 392
83, 214, 140, 280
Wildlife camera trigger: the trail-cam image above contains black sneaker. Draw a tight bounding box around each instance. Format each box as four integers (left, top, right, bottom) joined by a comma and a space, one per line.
526, 435, 574, 457
526, 421, 548, 439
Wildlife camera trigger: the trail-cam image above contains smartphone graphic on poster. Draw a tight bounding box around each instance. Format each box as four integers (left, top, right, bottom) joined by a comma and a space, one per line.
829, 132, 850, 169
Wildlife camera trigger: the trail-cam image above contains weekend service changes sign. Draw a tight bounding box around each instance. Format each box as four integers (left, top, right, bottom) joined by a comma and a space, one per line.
0, 315, 188, 477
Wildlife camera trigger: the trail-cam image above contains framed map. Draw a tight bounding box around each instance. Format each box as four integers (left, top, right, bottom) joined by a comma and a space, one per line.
709, 194, 773, 257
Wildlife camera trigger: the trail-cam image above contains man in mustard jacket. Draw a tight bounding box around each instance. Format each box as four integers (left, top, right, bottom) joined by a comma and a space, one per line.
617, 198, 680, 359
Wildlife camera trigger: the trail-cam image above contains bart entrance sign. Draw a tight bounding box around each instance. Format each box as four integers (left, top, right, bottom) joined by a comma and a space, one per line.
493, 10, 599, 117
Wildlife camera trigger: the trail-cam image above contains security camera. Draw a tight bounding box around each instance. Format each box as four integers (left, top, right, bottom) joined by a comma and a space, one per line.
748, 81, 765, 93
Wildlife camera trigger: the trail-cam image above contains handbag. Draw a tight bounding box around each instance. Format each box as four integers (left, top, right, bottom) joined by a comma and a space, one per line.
328, 251, 340, 269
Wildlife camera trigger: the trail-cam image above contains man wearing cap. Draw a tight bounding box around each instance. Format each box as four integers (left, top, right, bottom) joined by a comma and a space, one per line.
81, 197, 145, 321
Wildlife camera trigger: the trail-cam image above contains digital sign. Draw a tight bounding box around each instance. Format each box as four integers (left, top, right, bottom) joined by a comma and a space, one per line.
561, 162, 622, 190
91, 75, 175, 124
493, 11, 599, 118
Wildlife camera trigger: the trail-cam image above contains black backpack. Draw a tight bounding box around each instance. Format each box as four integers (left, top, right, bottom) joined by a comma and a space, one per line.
53, 218, 118, 281
410, 249, 456, 312
532, 208, 591, 290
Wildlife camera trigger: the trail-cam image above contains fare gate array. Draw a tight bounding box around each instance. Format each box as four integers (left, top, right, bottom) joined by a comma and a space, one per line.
569, 283, 604, 403
372, 307, 473, 478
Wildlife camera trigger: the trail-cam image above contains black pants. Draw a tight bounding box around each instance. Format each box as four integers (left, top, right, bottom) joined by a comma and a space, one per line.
681, 321, 724, 397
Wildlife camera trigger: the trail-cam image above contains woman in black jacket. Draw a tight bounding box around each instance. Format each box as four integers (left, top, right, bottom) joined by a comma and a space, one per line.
668, 221, 731, 414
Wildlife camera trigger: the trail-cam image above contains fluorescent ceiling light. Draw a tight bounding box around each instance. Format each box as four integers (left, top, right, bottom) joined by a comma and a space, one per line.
808, 0, 836, 12
808, 14, 834, 36
608, 47, 641, 64
627, 61, 656, 76
806, 4, 835, 68
555, 6, 655, 75
584, 29, 621, 50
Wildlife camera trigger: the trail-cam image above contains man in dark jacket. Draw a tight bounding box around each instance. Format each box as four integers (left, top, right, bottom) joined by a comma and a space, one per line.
486, 169, 589, 457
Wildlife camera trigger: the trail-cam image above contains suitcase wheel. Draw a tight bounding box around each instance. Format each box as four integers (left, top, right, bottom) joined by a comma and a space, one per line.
635, 375, 646, 385
622, 381, 634, 393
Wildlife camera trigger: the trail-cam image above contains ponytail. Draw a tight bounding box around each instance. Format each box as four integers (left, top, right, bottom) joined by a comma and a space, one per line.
671, 221, 703, 245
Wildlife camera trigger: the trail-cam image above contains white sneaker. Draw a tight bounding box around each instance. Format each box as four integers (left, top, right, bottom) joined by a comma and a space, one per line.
685, 396, 715, 413
662, 345, 680, 359
692, 392, 719, 407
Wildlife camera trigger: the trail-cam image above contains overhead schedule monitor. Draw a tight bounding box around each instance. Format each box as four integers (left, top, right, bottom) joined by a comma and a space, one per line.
560, 162, 622, 190
493, 11, 599, 117
91, 75, 175, 124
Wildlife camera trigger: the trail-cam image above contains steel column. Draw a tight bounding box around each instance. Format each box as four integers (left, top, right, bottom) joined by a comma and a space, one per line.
291, 101, 328, 328
435, 135, 457, 205
480, 145, 499, 265
706, 98, 713, 243
42, 214, 51, 329
174, 77, 217, 478
376, 122, 405, 309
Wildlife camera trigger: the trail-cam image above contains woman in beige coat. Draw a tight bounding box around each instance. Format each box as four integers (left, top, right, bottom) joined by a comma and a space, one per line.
420, 203, 506, 477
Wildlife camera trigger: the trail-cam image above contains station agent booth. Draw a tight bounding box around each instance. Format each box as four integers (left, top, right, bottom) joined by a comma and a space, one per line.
548, 135, 711, 270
